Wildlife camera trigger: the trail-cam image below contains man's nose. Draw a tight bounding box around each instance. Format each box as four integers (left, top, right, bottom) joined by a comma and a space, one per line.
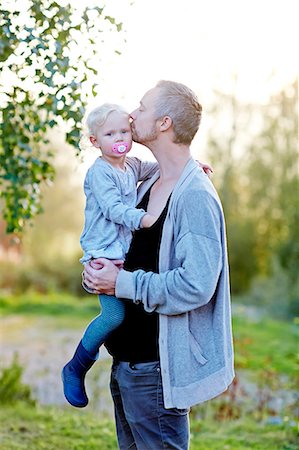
129, 110, 136, 120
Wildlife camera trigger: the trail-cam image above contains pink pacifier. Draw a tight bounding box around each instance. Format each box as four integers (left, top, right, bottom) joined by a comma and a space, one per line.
112, 142, 129, 154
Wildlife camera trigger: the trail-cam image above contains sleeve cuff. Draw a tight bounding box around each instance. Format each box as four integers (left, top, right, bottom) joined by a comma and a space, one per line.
115, 269, 139, 303
136, 209, 147, 229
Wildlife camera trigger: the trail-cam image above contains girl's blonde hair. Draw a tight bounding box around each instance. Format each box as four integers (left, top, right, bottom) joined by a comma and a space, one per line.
86, 103, 128, 136
79, 103, 129, 151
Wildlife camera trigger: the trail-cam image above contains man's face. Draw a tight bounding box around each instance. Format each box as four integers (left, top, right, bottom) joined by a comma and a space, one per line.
130, 88, 160, 145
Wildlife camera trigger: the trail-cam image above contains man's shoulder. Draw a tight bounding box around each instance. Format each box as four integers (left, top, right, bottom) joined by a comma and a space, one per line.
184, 169, 217, 195
177, 172, 221, 211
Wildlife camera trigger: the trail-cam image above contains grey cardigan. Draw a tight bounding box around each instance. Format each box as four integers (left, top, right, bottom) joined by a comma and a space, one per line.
116, 158, 235, 409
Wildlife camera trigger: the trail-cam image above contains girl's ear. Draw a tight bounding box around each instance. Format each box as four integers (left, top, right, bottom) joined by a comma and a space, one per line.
90, 135, 98, 147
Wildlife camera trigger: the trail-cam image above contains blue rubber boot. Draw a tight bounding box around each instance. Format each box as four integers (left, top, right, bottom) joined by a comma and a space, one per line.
62, 341, 98, 408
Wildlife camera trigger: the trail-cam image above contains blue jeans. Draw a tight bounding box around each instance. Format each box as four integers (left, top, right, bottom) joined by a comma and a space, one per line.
110, 361, 190, 450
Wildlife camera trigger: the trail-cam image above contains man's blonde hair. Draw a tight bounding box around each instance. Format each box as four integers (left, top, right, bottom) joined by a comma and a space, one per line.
155, 80, 202, 145
86, 103, 128, 136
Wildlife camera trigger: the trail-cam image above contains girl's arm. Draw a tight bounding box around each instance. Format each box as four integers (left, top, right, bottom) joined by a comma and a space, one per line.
126, 157, 213, 181
90, 166, 155, 230
126, 157, 159, 181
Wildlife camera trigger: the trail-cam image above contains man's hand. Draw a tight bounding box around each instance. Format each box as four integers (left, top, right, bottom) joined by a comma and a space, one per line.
83, 258, 123, 295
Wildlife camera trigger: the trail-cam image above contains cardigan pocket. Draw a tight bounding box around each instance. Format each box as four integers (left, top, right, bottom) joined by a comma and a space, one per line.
189, 332, 208, 365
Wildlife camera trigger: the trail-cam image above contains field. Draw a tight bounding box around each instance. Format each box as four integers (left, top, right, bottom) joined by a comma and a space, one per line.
0, 293, 298, 449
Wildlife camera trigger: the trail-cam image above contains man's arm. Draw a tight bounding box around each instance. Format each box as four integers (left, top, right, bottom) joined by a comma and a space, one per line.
116, 234, 222, 315
83, 189, 224, 315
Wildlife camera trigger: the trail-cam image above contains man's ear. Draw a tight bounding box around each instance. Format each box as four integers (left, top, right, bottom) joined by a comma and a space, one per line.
159, 116, 172, 132
90, 135, 98, 147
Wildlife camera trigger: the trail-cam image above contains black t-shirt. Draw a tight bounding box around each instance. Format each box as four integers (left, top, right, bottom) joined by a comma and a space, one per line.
105, 186, 171, 363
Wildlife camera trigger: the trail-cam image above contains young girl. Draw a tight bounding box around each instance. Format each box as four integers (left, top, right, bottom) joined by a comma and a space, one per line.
62, 103, 159, 408
62, 103, 212, 408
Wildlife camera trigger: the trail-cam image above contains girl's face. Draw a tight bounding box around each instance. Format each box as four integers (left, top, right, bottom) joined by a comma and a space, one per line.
90, 111, 133, 161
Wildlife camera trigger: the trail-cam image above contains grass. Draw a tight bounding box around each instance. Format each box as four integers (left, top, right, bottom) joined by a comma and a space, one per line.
1, 292, 298, 377
0, 403, 297, 450
0, 292, 298, 449
0, 291, 98, 318
190, 417, 298, 449
0, 404, 118, 450
232, 315, 298, 378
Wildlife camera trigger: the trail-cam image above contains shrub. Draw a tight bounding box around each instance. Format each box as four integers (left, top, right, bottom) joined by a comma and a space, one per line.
0, 355, 36, 406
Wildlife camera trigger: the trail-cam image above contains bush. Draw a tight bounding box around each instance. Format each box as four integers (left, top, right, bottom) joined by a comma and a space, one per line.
235, 259, 299, 319
0, 258, 85, 296
0, 355, 36, 406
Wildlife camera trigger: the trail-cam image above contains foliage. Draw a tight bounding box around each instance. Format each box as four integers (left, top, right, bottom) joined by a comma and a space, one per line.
0, 258, 86, 296
245, 81, 298, 277
237, 259, 299, 319
0, 0, 122, 233
0, 145, 88, 296
0, 355, 35, 406
207, 80, 299, 317
20, 145, 86, 264
0, 291, 97, 317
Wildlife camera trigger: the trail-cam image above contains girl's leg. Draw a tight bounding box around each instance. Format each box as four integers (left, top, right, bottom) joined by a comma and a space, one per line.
62, 340, 97, 408
62, 295, 125, 408
82, 294, 125, 356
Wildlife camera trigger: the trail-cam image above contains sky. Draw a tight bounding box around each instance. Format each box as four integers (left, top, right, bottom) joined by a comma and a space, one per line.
94, 0, 298, 107
3, 0, 297, 165
76, 0, 298, 164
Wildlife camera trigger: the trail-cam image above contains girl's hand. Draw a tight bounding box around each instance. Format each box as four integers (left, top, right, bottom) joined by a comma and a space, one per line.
84, 258, 121, 295
90, 258, 124, 270
197, 161, 214, 177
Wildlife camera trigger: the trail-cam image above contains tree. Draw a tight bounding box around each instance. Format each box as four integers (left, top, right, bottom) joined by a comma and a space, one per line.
0, 0, 122, 233
206, 85, 259, 294
245, 81, 299, 317
206, 79, 298, 316
246, 81, 298, 276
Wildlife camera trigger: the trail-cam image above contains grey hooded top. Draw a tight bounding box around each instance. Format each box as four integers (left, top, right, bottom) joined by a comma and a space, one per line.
80, 157, 158, 264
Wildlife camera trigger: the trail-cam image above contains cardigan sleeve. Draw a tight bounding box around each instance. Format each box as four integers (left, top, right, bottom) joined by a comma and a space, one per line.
116, 189, 224, 314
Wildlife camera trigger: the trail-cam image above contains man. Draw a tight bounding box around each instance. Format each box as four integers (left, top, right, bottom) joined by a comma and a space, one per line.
83, 80, 234, 450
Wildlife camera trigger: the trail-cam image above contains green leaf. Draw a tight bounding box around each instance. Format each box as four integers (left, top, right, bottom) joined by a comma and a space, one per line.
0, 0, 124, 234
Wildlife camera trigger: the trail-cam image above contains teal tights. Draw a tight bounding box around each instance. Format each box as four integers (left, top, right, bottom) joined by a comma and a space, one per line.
82, 294, 125, 356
